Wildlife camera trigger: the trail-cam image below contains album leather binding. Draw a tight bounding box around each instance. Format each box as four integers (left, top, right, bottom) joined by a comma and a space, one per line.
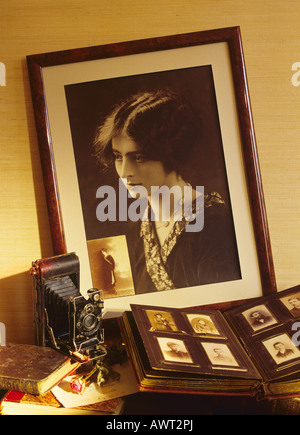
120, 285, 300, 398
0, 343, 79, 395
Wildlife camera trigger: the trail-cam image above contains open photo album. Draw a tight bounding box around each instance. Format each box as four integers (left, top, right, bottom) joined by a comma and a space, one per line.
120, 285, 300, 398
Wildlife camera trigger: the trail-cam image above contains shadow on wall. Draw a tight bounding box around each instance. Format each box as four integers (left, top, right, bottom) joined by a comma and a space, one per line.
0, 61, 54, 345
0, 271, 35, 344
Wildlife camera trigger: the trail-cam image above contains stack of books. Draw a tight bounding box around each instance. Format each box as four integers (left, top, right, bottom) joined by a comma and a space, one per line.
0, 342, 139, 415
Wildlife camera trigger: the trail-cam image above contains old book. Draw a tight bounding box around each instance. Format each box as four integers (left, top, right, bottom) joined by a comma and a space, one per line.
120, 285, 300, 398
0, 343, 79, 395
0, 390, 124, 415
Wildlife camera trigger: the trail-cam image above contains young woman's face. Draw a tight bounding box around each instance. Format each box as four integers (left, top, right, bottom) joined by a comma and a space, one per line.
112, 133, 175, 195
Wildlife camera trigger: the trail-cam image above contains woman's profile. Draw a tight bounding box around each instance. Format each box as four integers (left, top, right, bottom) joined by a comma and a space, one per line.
93, 88, 241, 294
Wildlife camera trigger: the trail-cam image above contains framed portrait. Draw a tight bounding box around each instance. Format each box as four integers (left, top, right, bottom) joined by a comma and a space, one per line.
201, 342, 239, 368
279, 291, 300, 318
157, 337, 194, 364
242, 305, 278, 332
185, 313, 221, 337
262, 333, 300, 366
27, 26, 276, 316
145, 310, 179, 332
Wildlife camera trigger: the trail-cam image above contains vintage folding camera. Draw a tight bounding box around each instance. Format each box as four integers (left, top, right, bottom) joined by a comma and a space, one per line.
30, 252, 107, 362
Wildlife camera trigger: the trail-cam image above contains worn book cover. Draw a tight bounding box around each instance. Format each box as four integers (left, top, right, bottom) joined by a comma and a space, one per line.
120, 285, 300, 398
0, 343, 79, 395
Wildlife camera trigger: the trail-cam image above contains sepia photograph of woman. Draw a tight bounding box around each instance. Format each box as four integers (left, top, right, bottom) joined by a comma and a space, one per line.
64, 64, 243, 297
91, 86, 241, 294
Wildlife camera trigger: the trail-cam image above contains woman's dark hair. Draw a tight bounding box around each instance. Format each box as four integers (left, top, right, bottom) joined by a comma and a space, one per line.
93, 88, 201, 175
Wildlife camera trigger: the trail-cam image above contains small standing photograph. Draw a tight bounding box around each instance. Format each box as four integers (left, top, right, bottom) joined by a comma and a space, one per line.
87, 235, 135, 299
262, 333, 300, 365
242, 305, 277, 332
146, 310, 179, 332
186, 313, 220, 336
201, 342, 239, 367
157, 337, 193, 363
279, 292, 300, 318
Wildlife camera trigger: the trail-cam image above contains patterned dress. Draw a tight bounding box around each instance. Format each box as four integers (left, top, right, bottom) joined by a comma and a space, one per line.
127, 192, 241, 294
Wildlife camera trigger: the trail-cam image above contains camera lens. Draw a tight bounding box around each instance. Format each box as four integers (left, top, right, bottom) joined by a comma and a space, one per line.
82, 313, 97, 331
73, 293, 103, 341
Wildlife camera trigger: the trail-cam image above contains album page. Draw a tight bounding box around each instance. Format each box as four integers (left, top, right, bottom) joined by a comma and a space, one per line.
225, 285, 300, 384
129, 303, 260, 380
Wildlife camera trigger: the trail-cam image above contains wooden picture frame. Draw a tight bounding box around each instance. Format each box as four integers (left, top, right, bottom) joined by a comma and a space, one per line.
27, 26, 276, 315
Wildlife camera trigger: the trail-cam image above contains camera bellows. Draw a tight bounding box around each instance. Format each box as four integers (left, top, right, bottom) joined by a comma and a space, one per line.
45, 276, 80, 337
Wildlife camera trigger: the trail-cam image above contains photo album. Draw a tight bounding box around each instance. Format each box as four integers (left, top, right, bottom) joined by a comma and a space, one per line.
120, 285, 300, 398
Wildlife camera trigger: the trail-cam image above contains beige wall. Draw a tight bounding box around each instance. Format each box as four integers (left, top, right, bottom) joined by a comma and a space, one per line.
1, 0, 299, 344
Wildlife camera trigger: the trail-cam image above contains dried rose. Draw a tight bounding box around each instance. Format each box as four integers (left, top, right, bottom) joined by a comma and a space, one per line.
70, 376, 86, 395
